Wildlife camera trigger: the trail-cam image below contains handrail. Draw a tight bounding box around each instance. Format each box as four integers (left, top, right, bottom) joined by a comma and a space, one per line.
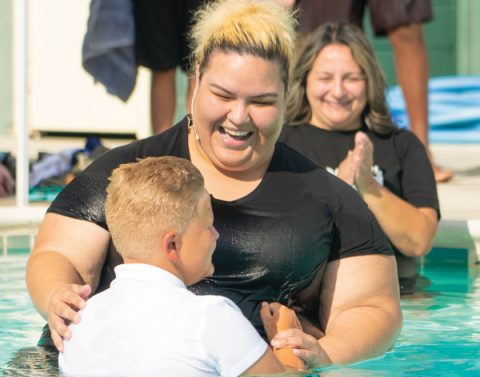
13, 0, 29, 208
0, 0, 47, 237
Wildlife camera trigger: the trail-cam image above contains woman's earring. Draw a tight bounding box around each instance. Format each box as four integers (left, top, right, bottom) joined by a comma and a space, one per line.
190, 88, 200, 142
187, 115, 200, 142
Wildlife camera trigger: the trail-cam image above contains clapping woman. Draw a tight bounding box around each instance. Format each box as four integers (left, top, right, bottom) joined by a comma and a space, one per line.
281, 22, 439, 295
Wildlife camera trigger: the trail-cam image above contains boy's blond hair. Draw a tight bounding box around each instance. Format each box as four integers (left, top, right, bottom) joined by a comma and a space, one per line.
105, 156, 205, 261
189, 0, 297, 87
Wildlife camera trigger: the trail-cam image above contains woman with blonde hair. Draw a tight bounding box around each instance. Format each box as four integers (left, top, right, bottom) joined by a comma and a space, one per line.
27, 1, 401, 369
281, 22, 439, 295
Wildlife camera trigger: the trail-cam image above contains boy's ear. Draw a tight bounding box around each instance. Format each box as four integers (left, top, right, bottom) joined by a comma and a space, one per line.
163, 231, 180, 262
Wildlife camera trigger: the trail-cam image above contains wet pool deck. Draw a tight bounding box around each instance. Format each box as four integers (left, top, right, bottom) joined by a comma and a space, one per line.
0, 140, 479, 266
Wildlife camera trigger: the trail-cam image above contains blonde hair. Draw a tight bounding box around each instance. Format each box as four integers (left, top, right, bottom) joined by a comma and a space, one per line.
286, 22, 396, 134
189, 0, 297, 87
105, 156, 205, 261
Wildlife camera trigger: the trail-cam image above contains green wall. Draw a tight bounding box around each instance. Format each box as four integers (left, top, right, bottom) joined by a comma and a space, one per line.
365, 0, 458, 86
457, 0, 480, 75
0, 0, 13, 136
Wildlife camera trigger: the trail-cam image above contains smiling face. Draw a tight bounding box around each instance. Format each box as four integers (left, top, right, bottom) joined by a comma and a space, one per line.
191, 51, 286, 175
306, 44, 367, 131
177, 190, 219, 286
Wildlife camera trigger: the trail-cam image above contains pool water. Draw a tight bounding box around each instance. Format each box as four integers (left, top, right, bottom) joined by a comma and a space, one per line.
1, 251, 479, 376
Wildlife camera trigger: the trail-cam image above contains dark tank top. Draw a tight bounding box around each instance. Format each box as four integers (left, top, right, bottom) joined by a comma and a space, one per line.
48, 116, 392, 336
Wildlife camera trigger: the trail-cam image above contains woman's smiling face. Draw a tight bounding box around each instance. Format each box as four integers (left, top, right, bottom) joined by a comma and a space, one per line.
306, 43, 367, 131
191, 51, 286, 174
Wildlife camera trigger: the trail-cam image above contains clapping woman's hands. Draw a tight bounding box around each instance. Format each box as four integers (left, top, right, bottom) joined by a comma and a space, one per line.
351, 131, 375, 194
336, 131, 376, 194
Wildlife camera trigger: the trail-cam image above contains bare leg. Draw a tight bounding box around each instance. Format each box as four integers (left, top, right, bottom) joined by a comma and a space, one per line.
388, 23, 453, 183
151, 68, 176, 134
260, 302, 305, 371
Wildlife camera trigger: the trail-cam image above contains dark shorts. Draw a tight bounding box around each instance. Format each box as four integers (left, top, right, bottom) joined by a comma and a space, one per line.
297, 0, 433, 36
133, 0, 206, 72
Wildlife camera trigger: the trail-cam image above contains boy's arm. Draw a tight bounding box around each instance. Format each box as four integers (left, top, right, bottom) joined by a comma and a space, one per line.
204, 298, 287, 376
268, 254, 402, 367
241, 348, 286, 376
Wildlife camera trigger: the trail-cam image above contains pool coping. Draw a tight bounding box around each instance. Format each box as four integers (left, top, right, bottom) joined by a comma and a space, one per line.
430, 219, 480, 270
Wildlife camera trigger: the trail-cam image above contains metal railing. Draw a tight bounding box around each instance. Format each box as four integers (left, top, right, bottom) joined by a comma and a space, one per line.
0, 0, 47, 243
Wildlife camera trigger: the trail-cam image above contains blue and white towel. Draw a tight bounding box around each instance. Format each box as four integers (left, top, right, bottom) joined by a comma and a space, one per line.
387, 76, 480, 144
82, 0, 137, 101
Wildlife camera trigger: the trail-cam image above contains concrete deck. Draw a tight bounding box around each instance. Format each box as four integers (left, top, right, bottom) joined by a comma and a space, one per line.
431, 144, 480, 221
431, 144, 480, 268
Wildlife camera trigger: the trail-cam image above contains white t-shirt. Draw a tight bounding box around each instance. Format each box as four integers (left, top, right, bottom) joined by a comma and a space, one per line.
59, 264, 267, 377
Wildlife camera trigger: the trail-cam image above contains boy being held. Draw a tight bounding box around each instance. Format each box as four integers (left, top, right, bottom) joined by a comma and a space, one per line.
59, 156, 302, 376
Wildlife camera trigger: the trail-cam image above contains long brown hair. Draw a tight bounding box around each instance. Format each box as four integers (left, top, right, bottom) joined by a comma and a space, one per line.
286, 22, 396, 134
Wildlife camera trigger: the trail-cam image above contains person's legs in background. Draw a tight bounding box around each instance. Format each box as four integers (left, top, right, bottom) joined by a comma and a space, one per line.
134, 0, 202, 134
367, 0, 453, 182
388, 23, 453, 183
151, 69, 195, 134
150, 69, 177, 134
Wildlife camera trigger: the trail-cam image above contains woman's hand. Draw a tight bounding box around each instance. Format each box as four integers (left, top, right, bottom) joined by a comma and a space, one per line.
336, 150, 356, 186
269, 328, 331, 368
337, 131, 376, 194
351, 131, 375, 194
48, 283, 91, 352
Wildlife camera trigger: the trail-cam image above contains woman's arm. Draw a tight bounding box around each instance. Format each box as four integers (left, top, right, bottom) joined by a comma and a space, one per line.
360, 182, 438, 257
270, 254, 402, 367
26, 213, 111, 350
316, 254, 402, 364
340, 132, 438, 257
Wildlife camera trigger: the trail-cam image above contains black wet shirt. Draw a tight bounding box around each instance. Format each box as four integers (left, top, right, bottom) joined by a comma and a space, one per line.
48, 117, 392, 336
